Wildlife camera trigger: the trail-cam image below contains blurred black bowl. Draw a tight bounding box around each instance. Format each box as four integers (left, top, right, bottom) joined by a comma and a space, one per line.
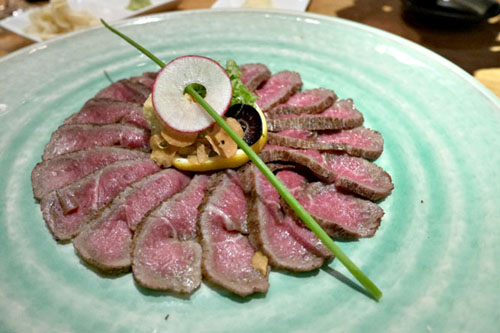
402, 0, 500, 24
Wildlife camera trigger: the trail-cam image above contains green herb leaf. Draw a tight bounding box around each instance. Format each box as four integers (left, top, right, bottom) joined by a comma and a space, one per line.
225, 60, 257, 107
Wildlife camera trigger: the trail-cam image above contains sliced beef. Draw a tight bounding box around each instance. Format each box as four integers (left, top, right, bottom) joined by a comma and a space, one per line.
41, 159, 160, 241
267, 99, 364, 132
267, 88, 337, 116
135, 239, 202, 292
259, 145, 393, 201
132, 175, 209, 293
64, 98, 149, 129
74, 217, 132, 272
268, 126, 384, 160
42, 124, 150, 160
277, 170, 384, 238
135, 174, 210, 241
255, 71, 303, 112
199, 171, 269, 296
130, 72, 157, 89
73, 169, 190, 273
95, 79, 150, 104
241, 165, 331, 271
240, 63, 272, 91
32, 147, 149, 200
121, 169, 192, 232
201, 170, 249, 234
259, 145, 336, 183
323, 153, 394, 201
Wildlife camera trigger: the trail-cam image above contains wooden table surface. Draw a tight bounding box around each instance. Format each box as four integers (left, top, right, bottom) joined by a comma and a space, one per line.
1, 0, 499, 97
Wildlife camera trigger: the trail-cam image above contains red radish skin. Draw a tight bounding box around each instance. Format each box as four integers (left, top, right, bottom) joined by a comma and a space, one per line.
152, 56, 233, 134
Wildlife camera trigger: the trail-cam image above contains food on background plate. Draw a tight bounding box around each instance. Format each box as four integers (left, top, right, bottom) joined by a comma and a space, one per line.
126, 0, 152, 11
31, 55, 393, 297
25, 0, 98, 40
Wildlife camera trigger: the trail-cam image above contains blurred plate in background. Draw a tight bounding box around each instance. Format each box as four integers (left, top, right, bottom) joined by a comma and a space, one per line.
0, 0, 180, 41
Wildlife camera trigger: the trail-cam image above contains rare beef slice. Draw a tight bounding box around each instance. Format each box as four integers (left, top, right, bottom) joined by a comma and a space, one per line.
199, 171, 269, 296
241, 165, 331, 271
95, 79, 150, 104
73, 169, 190, 273
42, 124, 150, 160
259, 145, 393, 201
130, 72, 158, 89
255, 71, 303, 112
240, 63, 272, 91
31, 147, 149, 200
267, 99, 364, 132
277, 170, 384, 238
267, 88, 337, 116
268, 126, 384, 160
64, 98, 149, 129
41, 159, 160, 241
132, 175, 210, 293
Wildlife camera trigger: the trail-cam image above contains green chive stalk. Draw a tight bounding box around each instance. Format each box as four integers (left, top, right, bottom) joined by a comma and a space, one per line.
101, 19, 166, 67
101, 19, 382, 301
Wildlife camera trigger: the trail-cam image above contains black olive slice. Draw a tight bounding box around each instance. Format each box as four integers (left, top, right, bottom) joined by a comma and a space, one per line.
225, 104, 263, 146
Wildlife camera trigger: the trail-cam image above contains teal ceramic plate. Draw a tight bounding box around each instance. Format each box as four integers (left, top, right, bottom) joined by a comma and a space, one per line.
1, 9, 499, 333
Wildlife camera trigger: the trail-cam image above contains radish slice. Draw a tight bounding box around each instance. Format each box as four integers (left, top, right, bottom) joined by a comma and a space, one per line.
152, 55, 233, 133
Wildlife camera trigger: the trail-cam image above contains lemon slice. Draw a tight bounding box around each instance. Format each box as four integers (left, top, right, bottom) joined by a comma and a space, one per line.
173, 104, 267, 171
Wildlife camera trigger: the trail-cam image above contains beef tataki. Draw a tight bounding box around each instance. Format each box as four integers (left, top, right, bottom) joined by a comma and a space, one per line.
95, 79, 150, 104
268, 127, 384, 160
259, 145, 336, 183
255, 71, 303, 112
132, 175, 209, 293
259, 145, 393, 201
267, 88, 337, 116
199, 171, 269, 296
64, 98, 149, 130
267, 99, 364, 132
31, 147, 149, 200
201, 170, 249, 234
242, 165, 331, 271
278, 170, 384, 238
130, 72, 158, 89
41, 159, 160, 241
42, 124, 150, 160
73, 169, 190, 273
324, 153, 394, 201
31, 64, 395, 299
135, 239, 202, 293
240, 63, 272, 91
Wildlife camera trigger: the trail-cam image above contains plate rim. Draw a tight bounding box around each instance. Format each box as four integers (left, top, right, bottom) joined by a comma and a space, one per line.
1, 8, 499, 108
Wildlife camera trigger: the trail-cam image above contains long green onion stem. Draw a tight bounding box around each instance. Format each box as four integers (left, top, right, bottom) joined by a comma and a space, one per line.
101, 19, 382, 301
101, 19, 166, 68
186, 85, 382, 301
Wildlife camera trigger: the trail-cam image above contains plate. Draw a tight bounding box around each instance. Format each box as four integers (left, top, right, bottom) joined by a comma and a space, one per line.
0, 0, 180, 42
1, 9, 499, 333
212, 0, 310, 11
